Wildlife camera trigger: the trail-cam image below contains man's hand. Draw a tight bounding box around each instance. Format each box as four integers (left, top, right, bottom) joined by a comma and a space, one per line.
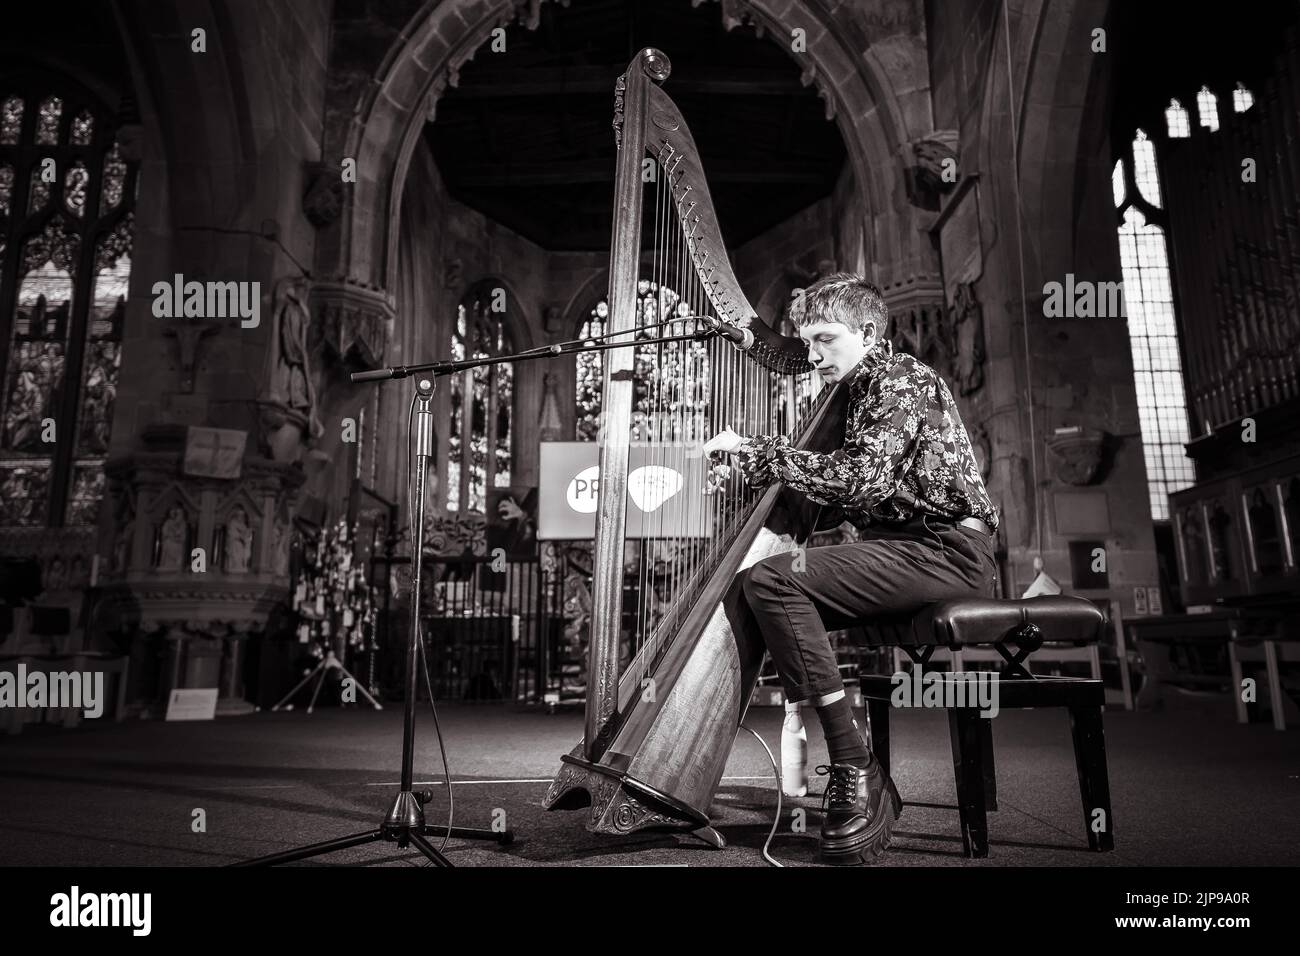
703, 427, 750, 456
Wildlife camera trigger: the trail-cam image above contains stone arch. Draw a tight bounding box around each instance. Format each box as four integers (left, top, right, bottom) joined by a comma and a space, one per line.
457, 274, 537, 351
330, 0, 928, 295
112, 1, 253, 234
984, 0, 1114, 281
562, 269, 611, 336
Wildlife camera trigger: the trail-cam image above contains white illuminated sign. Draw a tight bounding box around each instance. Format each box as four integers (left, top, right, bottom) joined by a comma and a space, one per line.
539, 443, 713, 540
565, 465, 601, 514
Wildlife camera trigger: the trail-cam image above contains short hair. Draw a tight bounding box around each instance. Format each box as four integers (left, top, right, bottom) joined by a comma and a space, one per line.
793, 273, 888, 337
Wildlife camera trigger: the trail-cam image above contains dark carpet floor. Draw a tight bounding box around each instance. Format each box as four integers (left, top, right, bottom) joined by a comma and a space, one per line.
1, 702, 1297, 867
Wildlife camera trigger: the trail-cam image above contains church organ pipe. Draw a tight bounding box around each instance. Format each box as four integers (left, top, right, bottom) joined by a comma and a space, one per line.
1257, 68, 1294, 406
1247, 69, 1282, 410
1228, 91, 1267, 415
1162, 61, 1300, 435
1276, 32, 1300, 399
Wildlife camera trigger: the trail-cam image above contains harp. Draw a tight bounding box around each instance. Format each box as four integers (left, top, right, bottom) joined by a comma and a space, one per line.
543, 48, 848, 843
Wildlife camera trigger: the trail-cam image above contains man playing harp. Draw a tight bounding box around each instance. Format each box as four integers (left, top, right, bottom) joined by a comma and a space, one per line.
703, 273, 1000, 865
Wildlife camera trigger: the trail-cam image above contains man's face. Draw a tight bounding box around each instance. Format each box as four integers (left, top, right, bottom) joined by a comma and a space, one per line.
798, 320, 874, 384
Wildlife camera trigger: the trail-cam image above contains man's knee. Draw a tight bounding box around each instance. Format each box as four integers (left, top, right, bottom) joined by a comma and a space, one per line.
742, 555, 793, 605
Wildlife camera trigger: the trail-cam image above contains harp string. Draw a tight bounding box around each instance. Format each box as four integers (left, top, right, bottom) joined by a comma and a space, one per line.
612, 131, 821, 692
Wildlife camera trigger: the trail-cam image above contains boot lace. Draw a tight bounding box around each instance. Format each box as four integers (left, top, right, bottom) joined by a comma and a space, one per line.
815, 764, 862, 810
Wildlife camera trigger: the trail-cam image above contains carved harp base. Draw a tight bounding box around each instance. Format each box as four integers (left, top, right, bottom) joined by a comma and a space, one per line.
543, 751, 718, 843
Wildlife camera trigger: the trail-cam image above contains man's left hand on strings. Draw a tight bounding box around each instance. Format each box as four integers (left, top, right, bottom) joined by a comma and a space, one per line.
703, 427, 752, 457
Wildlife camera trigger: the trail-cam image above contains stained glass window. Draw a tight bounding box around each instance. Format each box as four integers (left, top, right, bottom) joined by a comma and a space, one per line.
445, 283, 515, 514
100, 143, 126, 213
576, 280, 710, 443
1132, 129, 1161, 208
1233, 82, 1254, 113
0, 81, 136, 528
0, 97, 22, 145
63, 160, 89, 217
1196, 86, 1220, 132
0, 164, 12, 216
1114, 132, 1194, 520
35, 96, 62, 145
1164, 98, 1190, 138
575, 300, 607, 441
70, 110, 93, 146
28, 167, 50, 213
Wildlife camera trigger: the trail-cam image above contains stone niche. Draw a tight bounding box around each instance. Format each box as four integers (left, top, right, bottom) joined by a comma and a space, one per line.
101, 424, 305, 717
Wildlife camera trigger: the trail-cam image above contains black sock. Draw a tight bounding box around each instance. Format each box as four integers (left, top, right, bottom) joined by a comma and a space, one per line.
815, 695, 871, 767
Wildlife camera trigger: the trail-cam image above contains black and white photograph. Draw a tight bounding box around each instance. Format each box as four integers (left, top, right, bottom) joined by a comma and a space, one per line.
0, 0, 1296, 936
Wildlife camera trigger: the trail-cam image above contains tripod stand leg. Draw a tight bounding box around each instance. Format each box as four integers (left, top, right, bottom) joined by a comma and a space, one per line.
231, 828, 385, 867
420, 823, 515, 845
272, 660, 328, 711
334, 662, 384, 710
306, 665, 328, 714
407, 831, 454, 867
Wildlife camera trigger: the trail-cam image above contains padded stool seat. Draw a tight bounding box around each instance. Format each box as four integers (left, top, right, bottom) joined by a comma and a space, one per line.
854, 595, 1114, 858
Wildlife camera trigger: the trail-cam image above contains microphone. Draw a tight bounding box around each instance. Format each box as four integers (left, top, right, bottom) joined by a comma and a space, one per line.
700, 314, 754, 349
351, 367, 398, 383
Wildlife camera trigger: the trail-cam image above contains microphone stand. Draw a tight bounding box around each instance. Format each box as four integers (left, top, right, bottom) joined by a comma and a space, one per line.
235, 320, 731, 867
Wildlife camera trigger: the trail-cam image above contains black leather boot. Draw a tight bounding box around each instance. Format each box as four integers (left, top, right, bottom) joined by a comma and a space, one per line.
815, 757, 903, 865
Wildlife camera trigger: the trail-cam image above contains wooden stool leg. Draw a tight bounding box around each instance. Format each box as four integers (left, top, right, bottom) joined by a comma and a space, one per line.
1264, 640, 1287, 731
866, 696, 892, 775
948, 708, 989, 857
978, 716, 997, 811
1068, 703, 1115, 851
1228, 637, 1249, 724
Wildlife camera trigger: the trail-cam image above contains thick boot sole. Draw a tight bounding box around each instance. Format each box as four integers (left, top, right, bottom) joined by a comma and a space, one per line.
820, 777, 903, 866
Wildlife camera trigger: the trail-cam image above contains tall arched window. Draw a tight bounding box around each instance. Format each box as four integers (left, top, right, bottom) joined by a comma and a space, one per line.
0, 81, 135, 528
446, 281, 514, 513
1113, 129, 1194, 520
575, 279, 710, 442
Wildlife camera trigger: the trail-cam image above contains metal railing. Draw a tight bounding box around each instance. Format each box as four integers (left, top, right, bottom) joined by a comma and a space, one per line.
414, 554, 571, 704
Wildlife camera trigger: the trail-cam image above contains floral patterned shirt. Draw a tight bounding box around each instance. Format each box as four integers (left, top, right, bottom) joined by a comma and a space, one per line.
735, 338, 999, 534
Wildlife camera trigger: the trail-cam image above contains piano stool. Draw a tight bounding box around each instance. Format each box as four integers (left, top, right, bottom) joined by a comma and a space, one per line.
853, 595, 1114, 858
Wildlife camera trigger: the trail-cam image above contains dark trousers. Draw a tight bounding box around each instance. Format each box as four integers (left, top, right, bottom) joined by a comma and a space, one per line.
741, 515, 997, 702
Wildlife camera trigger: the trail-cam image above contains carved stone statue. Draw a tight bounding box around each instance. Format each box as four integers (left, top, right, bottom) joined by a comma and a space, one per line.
444, 258, 464, 291
949, 282, 986, 396
272, 521, 291, 576
225, 506, 253, 573
269, 276, 324, 439
45, 556, 67, 591
159, 507, 187, 571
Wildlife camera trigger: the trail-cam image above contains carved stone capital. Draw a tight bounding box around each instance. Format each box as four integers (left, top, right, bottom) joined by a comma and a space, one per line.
301, 161, 344, 229
906, 130, 960, 210
310, 278, 395, 368
1045, 427, 1109, 486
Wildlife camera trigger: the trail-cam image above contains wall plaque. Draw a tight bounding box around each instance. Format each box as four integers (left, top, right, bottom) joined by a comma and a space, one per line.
183, 426, 247, 479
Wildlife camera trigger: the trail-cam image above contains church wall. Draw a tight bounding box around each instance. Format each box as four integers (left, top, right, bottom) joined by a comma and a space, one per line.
83, 0, 338, 710
388, 136, 557, 520
113, 0, 331, 458
925, 0, 1159, 611
732, 196, 837, 325
924, 0, 999, 163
